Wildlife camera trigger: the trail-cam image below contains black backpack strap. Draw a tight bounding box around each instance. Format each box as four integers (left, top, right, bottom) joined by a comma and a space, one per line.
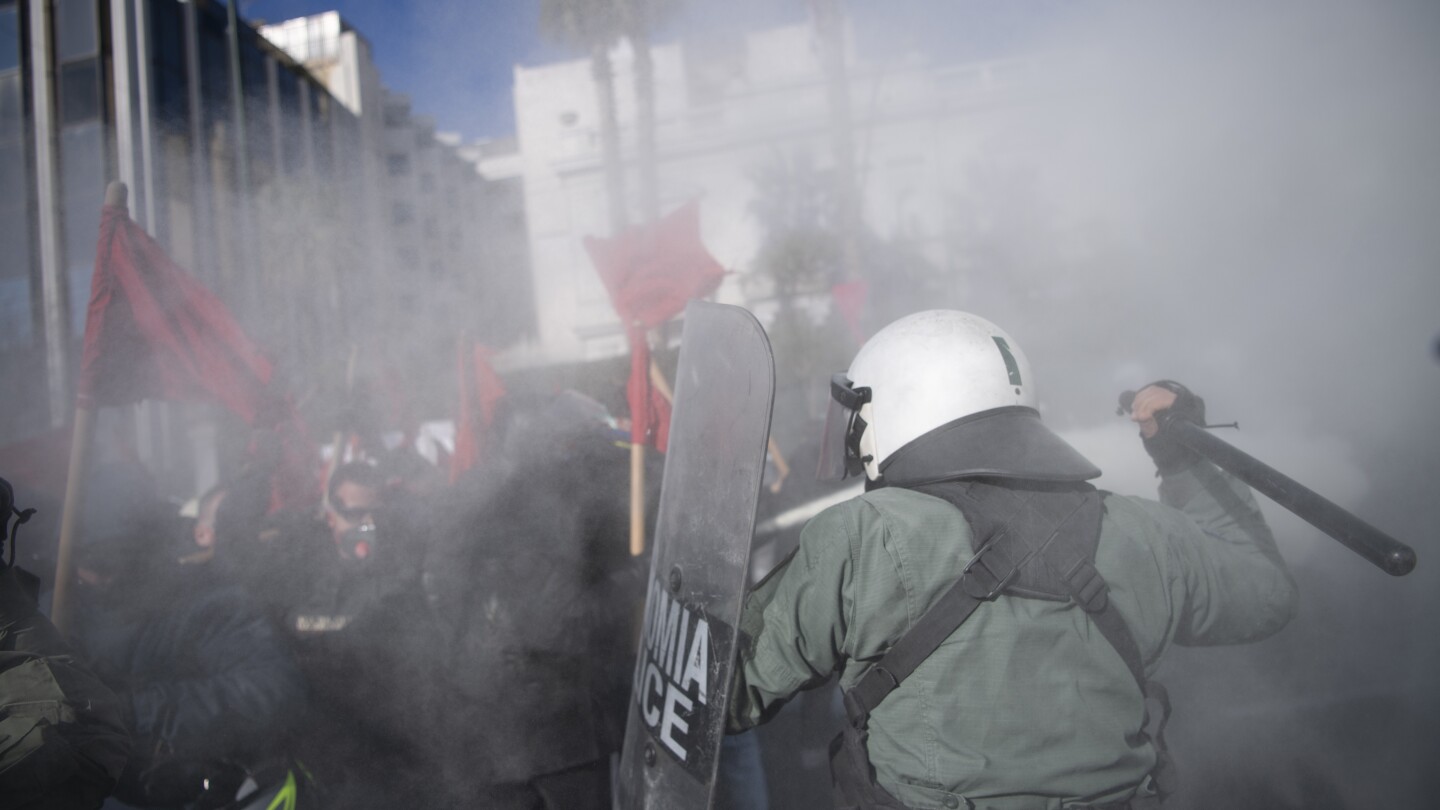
830, 490, 1040, 810
1029, 493, 1148, 693
1037, 492, 1178, 797
843, 553, 992, 726
843, 488, 1043, 726
861, 483, 1175, 788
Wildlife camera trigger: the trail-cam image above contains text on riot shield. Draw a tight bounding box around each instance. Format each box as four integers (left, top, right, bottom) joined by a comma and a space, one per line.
633, 572, 733, 778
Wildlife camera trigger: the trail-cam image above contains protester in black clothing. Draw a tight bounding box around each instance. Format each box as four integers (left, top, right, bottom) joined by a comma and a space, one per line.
66, 462, 306, 809
282, 461, 446, 809
424, 391, 654, 808
286, 462, 427, 629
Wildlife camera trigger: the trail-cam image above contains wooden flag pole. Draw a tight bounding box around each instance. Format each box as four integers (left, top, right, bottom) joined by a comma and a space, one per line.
649, 357, 791, 494
50, 403, 95, 634
766, 436, 791, 493
51, 181, 128, 632
629, 327, 653, 557
647, 360, 673, 402
630, 432, 645, 557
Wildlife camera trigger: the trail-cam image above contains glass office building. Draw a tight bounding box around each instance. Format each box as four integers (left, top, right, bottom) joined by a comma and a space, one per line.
0, 1, 526, 470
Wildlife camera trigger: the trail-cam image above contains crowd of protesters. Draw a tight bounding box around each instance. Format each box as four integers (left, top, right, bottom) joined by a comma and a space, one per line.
3, 387, 669, 810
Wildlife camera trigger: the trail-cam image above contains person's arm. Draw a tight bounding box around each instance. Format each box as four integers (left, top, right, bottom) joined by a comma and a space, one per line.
127, 590, 306, 758
1131, 384, 1298, 646
727, 502, 860, 732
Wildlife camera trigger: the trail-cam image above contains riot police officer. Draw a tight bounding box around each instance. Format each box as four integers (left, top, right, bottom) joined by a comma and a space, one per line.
727, 310, 1297, 809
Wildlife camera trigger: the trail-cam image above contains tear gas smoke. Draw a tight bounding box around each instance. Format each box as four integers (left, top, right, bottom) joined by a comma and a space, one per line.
12, 0, 1436, 807
675, 0, 1439, 806
819, 2, 1440, 807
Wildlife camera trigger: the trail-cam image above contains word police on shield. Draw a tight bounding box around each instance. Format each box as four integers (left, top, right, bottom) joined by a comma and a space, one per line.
617, 303, 775, 810
633, 574, 732, 772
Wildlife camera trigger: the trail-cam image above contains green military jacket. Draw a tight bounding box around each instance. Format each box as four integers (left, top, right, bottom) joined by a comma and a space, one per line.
729, 461, 1297, 810
0, 566, 131, 809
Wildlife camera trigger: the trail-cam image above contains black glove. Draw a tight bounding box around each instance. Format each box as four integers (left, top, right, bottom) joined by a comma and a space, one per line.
1120, 380, 1206, 475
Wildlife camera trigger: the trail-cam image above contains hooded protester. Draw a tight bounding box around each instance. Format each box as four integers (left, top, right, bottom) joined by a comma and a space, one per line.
65, 462, 306, 809
0, 474, 131, 809
726, 310, 1298, 810
425, 390, 655, 808
281, 460, 446, 809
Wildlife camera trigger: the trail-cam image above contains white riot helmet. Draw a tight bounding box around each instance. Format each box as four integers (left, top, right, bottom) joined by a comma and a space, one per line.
817, 310, 1099, 485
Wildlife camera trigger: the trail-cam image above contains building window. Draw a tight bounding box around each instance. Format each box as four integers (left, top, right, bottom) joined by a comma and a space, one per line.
0, 76, 33, 347
59, 58, 101, 125
685, 31, 745, 107
0, 63, 19, 125
0, 4, 19, 72
55, 0, 97, 61
60, 121, 104, 335
150, 0, 187, 126
387, 153, 409, 176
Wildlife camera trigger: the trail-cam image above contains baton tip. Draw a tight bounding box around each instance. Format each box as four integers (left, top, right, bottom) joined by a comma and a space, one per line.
1383, 547, 1417, 577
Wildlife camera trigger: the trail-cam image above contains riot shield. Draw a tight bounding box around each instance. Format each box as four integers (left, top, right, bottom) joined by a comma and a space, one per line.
616, 302, 775, 810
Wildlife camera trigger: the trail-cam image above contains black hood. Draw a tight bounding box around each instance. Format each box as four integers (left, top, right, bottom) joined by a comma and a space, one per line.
878, 406, 1101, 487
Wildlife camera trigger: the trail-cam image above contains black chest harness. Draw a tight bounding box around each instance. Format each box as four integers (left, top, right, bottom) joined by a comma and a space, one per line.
829, 480, 1174, 810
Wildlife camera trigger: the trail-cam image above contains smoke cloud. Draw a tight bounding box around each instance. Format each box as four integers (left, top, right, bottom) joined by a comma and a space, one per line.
837, 1, 1440, 806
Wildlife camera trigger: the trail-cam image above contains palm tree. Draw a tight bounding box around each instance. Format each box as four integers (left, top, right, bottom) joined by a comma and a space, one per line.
616, 0, 681, 222
539, 0, 628, 234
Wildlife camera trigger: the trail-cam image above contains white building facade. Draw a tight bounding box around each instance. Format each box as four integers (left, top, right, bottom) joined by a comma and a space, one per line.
509, 22, 1074, 368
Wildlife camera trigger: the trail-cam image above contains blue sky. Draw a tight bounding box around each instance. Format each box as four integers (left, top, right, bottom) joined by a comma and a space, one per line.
245, 0, 559, 140
242, 0, 812, 142
240, 1, 1079, 143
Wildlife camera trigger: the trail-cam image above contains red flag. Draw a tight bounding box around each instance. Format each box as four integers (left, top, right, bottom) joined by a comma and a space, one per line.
250, 399, 322, 514
451, 341, 507, 482
831, 280, 869, 345
583, 200, 725, 451
79, 204, 272, 423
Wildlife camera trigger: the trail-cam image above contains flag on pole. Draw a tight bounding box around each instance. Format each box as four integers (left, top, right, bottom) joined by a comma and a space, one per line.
583, 200, 725, 452
79, 203, 273, 423
249, 397, 322, 513
451, 340, 507, 482
81, 199, 319, 511
831, 279, 869, 345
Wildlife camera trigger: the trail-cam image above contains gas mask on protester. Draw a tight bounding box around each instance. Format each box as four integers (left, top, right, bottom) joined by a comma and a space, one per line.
337, 521, 380, 562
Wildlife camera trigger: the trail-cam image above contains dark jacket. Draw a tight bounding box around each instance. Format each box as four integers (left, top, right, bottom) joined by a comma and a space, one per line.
282, 505, 449, 809
0, 564, 131, 810
426, 426, 652, 787
70, 562, 305, 807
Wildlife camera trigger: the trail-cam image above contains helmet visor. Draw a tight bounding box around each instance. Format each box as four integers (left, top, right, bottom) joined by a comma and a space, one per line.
816, 374, 870, 481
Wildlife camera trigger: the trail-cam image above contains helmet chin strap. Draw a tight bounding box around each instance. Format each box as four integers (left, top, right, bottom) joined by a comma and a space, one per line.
857, 404, 881, 482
